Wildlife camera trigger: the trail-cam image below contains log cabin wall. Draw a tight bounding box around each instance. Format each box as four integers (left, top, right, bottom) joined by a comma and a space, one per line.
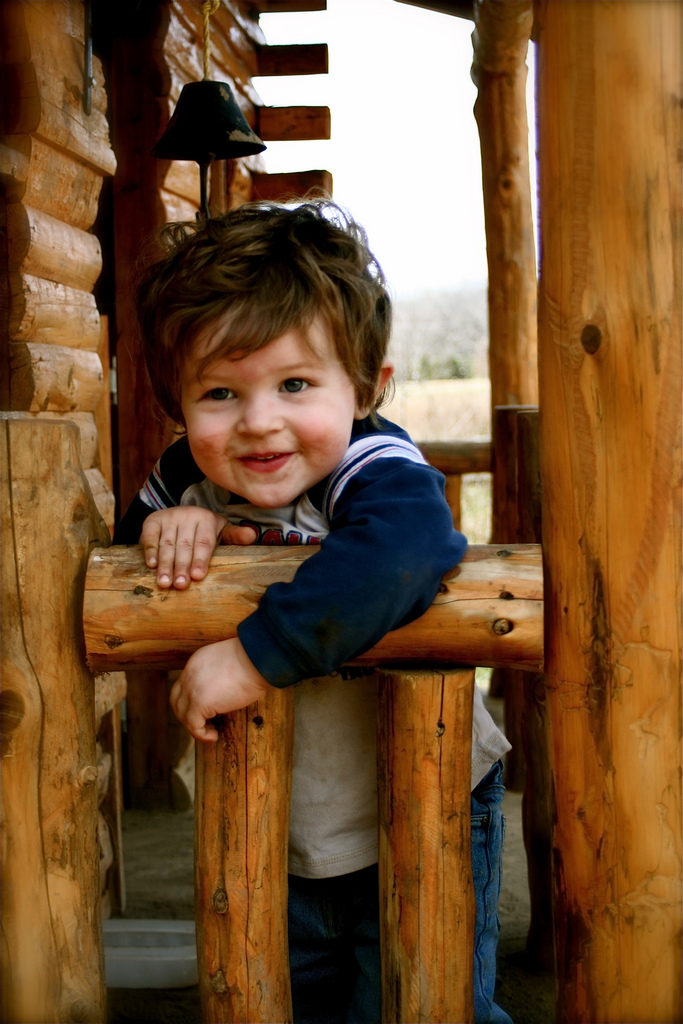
0, 0, 130, 923
0, 0, 116, 529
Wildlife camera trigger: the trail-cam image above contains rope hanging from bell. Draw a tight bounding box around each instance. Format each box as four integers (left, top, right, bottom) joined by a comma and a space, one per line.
152, 0, 266, 219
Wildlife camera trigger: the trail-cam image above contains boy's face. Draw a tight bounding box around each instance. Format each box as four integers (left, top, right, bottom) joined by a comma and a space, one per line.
180, 319, 372, 508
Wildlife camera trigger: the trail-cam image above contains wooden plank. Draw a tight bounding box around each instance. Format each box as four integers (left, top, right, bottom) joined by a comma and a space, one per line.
491, 406, 537, 787
94, 316, 113, 490
251, 169, 333, 202
0, 139, 29, 196
394, 1, 473, 17
83, 544, 543, 673
167, 0, 262, 97
195, 687, 294, 1022
537, 2, 682, 1020
85, 468, 115, 534
2, 3, 115, 176
0, 414, 108, 1023
124, 670, 177, 809
34, 411, 99, 468
6, 203, 103, 292
515, 409, 554, 971
9, 273, 101, 349
95, 672, 127, 726
257, 43, 328, 77
162, 159, 202, 205
257, 105, 331, 142
23, 138, 106, 231
378, 668, 474, 1023
160, 188, 202, 225
10, 341, 103, 412
254, 1, 327, 12
97, 705, 126, 916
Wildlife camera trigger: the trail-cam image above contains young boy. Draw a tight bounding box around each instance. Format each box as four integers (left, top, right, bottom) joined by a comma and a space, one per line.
115, 200, 512, 1024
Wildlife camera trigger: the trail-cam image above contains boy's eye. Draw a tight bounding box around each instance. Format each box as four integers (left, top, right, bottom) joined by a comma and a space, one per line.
281, 378, 308, 394
206, 387, 233, 401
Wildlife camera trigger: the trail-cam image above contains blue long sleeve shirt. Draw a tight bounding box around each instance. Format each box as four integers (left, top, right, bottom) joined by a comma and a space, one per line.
115, 414, 468, 686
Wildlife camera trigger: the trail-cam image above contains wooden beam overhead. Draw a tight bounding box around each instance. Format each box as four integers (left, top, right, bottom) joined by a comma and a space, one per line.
251, 1, 327, 13
257, 42, 328, 77
394, 0, 474, 20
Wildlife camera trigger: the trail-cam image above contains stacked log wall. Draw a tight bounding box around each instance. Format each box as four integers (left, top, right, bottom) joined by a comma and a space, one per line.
0, 0, 116, 531
0, 0, 127, 924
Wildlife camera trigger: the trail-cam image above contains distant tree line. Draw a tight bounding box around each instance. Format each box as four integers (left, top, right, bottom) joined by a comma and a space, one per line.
389, 286, 488, 382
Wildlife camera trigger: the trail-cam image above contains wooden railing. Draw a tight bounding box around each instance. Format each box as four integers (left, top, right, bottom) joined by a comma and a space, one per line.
3, 416, 543, 1023
84, 538, 542, 1023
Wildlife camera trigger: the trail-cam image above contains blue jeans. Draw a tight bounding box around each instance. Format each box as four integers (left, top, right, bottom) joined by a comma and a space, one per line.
288, 760, 512, 1024
471, 760, 514, 1024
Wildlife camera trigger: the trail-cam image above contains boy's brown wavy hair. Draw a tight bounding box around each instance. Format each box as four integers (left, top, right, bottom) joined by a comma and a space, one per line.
135, 199, 392, 426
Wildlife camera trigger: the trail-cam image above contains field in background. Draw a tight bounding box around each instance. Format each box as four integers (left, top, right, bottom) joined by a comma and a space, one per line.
386, 377, 490, 441
384, 377, 492, 545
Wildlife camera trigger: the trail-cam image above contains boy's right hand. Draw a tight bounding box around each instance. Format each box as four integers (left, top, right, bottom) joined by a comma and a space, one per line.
141, 507, 259, 589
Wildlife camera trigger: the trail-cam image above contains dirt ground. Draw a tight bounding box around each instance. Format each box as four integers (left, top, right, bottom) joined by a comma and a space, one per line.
106, 692, 555, 1024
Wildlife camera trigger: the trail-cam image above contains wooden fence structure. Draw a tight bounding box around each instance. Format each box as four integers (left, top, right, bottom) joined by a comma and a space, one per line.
85, 540, 542, 1024
2, 1, 682, 1023
3, 408, 540, 1023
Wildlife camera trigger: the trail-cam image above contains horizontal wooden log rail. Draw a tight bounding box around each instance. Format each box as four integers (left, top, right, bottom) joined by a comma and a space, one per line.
256, 105, 331, 142
83, 543, 543, 674
417, 438, 492, 475
251, 169, 334, 202
257, 42, 329, 77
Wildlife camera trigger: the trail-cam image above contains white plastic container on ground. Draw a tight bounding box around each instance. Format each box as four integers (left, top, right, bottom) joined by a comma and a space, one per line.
103, 919, 198, 989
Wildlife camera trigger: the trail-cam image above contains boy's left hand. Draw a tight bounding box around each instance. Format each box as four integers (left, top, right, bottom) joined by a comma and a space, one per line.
169, 636, 271, 742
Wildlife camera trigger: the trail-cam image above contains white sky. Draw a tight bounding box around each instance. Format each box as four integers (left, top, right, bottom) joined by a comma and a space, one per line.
253, 0, 494, 299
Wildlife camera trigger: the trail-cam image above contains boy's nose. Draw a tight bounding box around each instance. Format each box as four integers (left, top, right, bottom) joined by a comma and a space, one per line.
236, 395, 282, 436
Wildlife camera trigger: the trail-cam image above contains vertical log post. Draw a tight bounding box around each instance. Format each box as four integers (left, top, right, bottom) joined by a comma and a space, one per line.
195, 687, 295, 1023
515, 410, 554, 971
377, 668, 475, 1024
0, 414, 108, 1023
490, 404, 537, 780
472, 0, 538, 414
537, 2, 682, 1020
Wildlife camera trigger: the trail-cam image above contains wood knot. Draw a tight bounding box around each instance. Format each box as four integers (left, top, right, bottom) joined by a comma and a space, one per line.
133, 585, 154, 598
492, 618, 513, 636
212, 888, 229, 914
496, 549, 512, 558
210, 969, 228, 994
436, 720, 446, 737
499, 590, 514, 600
78, 764, 98, 787
104, 634, 124, 649
581, 323, 602, 354
252, 715, 265, 729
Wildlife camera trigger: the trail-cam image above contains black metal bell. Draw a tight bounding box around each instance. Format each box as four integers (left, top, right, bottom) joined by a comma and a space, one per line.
152, 80, 266, 163
152, 80, 265, 218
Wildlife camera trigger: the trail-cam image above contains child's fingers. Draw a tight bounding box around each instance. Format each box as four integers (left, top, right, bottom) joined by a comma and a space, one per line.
141, 516, 163, 570
160, 517, 215, 587
187, 523, 222, 581
169, 675, 219, 743
220, 523, 259, 546
140, 510, 225, 588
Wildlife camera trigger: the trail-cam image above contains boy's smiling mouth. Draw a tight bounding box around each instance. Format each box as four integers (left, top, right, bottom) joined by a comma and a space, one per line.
239, 452, 292, 472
